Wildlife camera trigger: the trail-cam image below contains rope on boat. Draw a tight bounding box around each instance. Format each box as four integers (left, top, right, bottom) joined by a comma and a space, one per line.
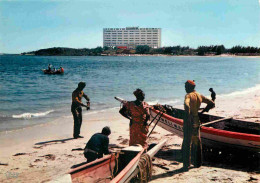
107, 153, 119, 181
135, 154, 152, 183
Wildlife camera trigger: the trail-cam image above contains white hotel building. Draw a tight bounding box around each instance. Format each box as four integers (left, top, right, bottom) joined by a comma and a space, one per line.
103, 27, 161, 48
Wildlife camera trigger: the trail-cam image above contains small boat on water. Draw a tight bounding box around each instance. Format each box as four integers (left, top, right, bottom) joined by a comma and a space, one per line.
42, 67, 64, 75
69, 139, 167, 183
151, 105, 260, 153
42, 69, 64, 75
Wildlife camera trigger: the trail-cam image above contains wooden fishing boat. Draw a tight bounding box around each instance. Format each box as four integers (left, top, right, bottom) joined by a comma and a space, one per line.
69, 139, 167, 183
42, 69, 64, 74
150, 105, 260, 153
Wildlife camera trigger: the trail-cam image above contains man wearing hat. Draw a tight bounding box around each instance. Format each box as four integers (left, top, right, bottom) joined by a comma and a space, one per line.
71, 82, 90, 139
182, 80, 215, 171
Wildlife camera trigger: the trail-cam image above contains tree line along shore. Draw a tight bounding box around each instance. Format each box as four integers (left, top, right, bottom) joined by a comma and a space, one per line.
21, 45, 260, 56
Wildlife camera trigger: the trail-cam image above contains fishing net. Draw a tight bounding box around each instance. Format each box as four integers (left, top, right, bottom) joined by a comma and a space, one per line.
131, 154, 152, 183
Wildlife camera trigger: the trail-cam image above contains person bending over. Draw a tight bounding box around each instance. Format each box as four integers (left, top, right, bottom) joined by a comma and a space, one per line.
84, 126, 111, 163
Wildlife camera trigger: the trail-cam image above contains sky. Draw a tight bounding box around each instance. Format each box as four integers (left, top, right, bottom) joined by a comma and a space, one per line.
0, 0, 260, 53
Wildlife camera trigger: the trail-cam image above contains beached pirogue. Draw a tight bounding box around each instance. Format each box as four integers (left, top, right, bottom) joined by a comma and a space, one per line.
151, 105, 260, 154
69, 139, 167, 183
115, 97, 260, 154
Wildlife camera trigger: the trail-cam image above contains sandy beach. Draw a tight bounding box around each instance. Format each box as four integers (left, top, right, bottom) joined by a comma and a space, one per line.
0, 87, 259, 183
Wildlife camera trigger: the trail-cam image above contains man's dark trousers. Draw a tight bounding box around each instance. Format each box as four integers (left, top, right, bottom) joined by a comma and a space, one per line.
72, 107, 82, 138
182, 115, 202, 168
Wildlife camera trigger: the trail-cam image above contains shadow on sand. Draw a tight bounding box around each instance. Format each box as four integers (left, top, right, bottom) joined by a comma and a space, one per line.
151, 148, 259, 181
35, 138, 75, 145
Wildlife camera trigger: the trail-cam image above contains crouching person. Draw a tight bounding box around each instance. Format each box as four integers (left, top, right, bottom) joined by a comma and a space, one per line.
84, 126, 111, 163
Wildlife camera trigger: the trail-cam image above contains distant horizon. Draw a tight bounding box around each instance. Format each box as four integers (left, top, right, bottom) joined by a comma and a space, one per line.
1, 0, 259, 54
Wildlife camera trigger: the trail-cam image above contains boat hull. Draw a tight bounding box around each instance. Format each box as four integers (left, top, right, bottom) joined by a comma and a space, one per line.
69, 154, 117, 183
69, 147, 145, 183
42, 69, 64, 74
150, 108, 260, 153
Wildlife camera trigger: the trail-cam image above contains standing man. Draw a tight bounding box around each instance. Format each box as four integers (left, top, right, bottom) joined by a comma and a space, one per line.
209, 88, 216, 101
182, 80, 214, 171
71, 82, 90, 139
119, 89, 150, 148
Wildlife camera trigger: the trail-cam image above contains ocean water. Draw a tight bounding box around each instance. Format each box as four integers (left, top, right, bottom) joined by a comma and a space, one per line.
0, 55, 259, 132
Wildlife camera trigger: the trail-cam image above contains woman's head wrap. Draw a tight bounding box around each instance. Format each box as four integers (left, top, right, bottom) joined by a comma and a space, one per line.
133, 88, 145, 98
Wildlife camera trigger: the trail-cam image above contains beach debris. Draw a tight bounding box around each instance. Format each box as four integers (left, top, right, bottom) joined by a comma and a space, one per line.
33, 146, 43, 149
39, 154, 56, 160
71, 148, 84, 151
34, 159, 42, 163
244, 116, 259, 119
119, 139, 129, 145
173, 144, 181, 147
153, 163, 169, 170
165, 134, 175, 136
210, 177, 218, 181
0, 162, 8, 166
13, 153, 27, 156
149, 136, 159, 141
247, 177, 258, 182
66, 154, 75, 158
117, 136, 123, 140
29, 163, 36, 168
11, 168, 19, 170
170, 161, 180, 165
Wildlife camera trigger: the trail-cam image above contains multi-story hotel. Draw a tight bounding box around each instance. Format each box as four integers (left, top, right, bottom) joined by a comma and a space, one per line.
103, 27, 161, 48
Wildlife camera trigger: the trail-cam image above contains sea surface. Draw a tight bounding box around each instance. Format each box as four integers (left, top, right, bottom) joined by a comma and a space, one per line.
0, 55, 259, 132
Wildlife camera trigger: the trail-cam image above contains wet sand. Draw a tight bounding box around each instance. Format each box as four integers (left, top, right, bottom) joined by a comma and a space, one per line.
0, 88, 259, 183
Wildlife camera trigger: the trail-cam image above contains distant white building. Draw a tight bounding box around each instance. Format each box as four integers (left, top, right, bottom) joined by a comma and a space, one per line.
103, 27, 161, 49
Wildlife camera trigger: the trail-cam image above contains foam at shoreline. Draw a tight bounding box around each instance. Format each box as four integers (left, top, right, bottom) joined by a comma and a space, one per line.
12, 110, 54, 119
218, 84, 260, 98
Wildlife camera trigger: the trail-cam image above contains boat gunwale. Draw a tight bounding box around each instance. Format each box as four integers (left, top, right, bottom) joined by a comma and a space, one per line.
151, 108, 260, 142
111, 148, 145, 183
69, 154, 115, 175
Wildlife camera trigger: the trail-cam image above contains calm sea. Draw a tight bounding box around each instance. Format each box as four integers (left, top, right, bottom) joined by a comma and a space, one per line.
0, 55, 259, 132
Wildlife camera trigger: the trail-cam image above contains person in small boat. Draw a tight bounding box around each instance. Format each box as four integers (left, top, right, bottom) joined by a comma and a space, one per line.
59, 67, 64, 73
47, 64, 52, 72
71, 82, 90, 139
182, 80, 215, 171
209, 88, 216, 101
119, 89, 150, 148
84, 126, 111, 163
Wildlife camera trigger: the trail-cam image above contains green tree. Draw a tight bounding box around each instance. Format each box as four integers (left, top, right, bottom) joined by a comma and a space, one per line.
135, 45, 150, 54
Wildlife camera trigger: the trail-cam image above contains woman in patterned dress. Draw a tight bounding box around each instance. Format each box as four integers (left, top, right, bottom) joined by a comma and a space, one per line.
119, 89, 150, 147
